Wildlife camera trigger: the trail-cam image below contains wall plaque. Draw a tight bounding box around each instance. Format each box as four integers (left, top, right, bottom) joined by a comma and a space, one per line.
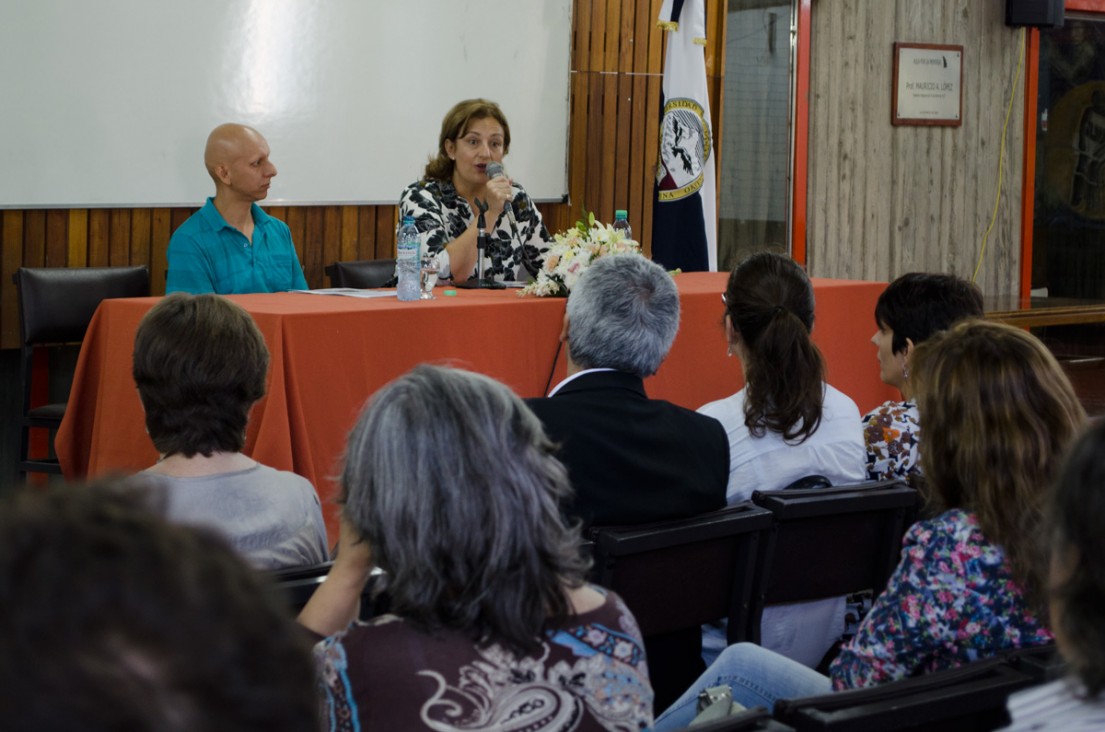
892, 42, 964, 127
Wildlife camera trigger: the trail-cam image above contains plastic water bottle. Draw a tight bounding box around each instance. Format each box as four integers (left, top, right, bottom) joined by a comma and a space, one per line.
396, 215, 420, 301
613, 209, 632, 240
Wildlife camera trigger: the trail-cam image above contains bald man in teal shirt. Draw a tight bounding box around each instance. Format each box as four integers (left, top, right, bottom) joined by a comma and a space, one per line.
167, 124, 308, 294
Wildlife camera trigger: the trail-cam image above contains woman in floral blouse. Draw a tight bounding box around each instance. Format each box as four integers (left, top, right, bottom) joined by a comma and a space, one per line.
399, 98, 550, 283
654, 320, 1085, 729
864, 272, 983, 483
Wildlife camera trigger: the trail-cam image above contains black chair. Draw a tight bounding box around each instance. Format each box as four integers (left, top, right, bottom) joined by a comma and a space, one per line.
267, 561, 334, 614
267, 563, 387, 618
1000, 642, 1066, 683
773, 656, 1037, 731
325, 259, 396, 288
740, 480, 920, 646
13, 265, 150, 478
589, 502, 775, 713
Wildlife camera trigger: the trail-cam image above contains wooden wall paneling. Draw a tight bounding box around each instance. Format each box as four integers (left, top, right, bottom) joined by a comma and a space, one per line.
67, 210, 89, 268
614, 74, 633, 219
87, 210, 110, 267
605, 0, 624, 72
45, 210, 68, 267
108, 209, 130, 265
600, 73, 619, 219
2, 211, 24, 348
283, 207, 306, 274
128, 208, 151, 269
356, 206, 376, 264
584, 74, 605, 216
319, 205, 342, 287
613, 1, 634, 216
572, 0, 588, 72
642, 74, 663, 258
629, 73, 648, 241
151, 208, 171, 293
588, 0, 606, 73
642, 0, 666, 257
339, 206, 359, 262
567, 71, 590, 227
301, 207, 324, 288
24, 211, 47, 268
374, 206, 395, 261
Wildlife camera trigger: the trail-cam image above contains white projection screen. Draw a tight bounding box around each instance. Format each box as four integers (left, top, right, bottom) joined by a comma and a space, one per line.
0, 1, 572, 208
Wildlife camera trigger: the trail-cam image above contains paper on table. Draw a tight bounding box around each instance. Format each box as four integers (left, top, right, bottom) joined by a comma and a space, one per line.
291, 288, 398, 298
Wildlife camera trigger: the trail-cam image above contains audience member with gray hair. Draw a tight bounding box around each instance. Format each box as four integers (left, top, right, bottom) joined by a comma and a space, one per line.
527, 254, 727, 529
297, 364, 654, 731
525, 253, 729, 710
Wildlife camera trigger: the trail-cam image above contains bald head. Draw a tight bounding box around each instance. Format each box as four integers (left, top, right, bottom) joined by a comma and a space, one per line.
205, 124, 264, 179
202, 123, 277, 202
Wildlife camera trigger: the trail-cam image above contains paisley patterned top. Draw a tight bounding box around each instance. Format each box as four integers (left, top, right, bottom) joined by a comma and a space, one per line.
829, 509, 1053, 690
399, 178, 550, 282
314, 588, 653, 731
862, 401, 921, 482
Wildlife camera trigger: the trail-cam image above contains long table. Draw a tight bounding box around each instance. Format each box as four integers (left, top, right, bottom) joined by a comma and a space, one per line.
55, 273, 896, 540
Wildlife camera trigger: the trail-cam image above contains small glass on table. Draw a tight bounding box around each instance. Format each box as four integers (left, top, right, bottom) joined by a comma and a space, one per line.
419, 251, 439, 300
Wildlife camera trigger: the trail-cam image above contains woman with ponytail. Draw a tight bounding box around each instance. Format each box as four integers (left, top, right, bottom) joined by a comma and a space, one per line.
698, 252, 867, 668
701, 252, 866, 505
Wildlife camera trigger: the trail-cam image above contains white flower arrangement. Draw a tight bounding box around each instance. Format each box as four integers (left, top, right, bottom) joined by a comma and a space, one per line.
520, 212, 642, 297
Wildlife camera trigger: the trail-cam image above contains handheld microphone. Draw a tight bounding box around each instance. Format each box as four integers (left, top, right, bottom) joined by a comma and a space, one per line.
484, 161, 520, 239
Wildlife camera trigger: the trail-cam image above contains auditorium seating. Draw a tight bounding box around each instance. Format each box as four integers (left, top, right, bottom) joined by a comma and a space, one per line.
589, 502, 774, 711
773, 655, 1037, 731
267, 562, 384, 618
739, 480, 920, 646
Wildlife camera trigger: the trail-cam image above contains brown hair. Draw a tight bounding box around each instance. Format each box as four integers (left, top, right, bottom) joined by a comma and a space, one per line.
1048, 420, 1105, 697
911, 319, 1086, 608
423, 99, 511, 182
724, 252, 824, 442
133, 293, 269, 458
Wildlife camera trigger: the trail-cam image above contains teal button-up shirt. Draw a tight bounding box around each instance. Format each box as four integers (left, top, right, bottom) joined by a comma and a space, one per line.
166, 198, 308, 294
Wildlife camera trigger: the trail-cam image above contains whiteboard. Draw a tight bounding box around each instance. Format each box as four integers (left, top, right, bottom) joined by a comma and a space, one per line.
0, 0, 572, 208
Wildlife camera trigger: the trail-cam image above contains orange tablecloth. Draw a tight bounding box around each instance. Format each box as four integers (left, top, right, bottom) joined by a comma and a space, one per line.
56, 272, 896, 540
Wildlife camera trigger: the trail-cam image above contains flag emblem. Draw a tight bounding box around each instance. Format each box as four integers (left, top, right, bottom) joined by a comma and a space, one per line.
656, 98, 712, 201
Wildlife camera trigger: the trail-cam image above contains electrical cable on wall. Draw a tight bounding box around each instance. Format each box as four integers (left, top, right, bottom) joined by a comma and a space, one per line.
973, 26, 1026, 284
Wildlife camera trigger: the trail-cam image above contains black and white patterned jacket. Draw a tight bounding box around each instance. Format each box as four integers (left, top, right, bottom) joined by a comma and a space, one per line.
398, 178, 550, 282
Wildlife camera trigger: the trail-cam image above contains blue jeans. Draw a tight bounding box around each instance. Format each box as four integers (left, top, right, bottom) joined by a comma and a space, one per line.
652, 643, 832, 730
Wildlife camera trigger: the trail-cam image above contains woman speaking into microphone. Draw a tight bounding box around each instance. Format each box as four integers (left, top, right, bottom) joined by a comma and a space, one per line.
399, 99, 551, 284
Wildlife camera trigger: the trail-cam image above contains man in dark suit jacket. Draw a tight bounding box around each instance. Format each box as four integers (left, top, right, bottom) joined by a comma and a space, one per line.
526, 254, 729, 530
526, 254, 730, 711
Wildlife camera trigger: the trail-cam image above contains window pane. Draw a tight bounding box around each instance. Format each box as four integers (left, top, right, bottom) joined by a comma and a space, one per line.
1034, 17, 1105, 298
718, 0, 793, 270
